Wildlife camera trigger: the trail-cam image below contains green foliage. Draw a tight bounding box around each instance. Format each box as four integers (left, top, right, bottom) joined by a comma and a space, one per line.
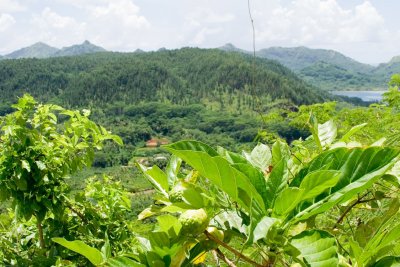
0, 48, 325, 107
126, 118, 400, 266
0, 95, 119, 224
0, 95, 123, 265
291, 230, 338, 266
383, 74, 400, 108
4, 78, 400, 266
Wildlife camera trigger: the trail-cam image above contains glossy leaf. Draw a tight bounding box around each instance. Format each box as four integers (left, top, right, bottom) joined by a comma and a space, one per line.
291, 230, 338, 267
52, 238, 103, 266
292, 147, 399, 223
299, 170, 341, 200
156, 214, 181, 237
242, 143, 272, 171
318, 120, 337, 148
164, 141, 266, 216
182, 187, 204, 208
137, 163, 169, 197
253, 216, 280, 243
265, 159, 288, 209
271, 139, 291, 165
165, 155, 182, 187
274, 188, 304, 216
373, 256, 400, 267
106, 256, 145, 267
340, 123, 367, 143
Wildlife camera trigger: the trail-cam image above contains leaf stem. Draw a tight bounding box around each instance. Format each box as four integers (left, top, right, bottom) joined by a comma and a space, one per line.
204, 230, 263, 267
37, 219, 45, 249
215, 248, 237, 267
333, 191, 370, 229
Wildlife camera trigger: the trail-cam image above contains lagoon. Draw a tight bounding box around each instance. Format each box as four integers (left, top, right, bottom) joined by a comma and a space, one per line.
331, 91, 386, 102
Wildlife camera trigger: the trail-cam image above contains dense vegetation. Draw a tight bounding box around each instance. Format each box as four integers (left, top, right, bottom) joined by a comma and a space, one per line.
0, 48, 332, 166
221, 44, 400, 91
1, 86, 400, 266
1, 47, 400, 266
0, 48, 325, 108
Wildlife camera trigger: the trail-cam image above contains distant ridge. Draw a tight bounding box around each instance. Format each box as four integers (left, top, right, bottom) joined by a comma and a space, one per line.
219, 43, 388, 91
4, 42, 59, 59
53, 40, 106, 57
1, 41, 106, 59
220, 43, 373, 72
374, 56, 400, 77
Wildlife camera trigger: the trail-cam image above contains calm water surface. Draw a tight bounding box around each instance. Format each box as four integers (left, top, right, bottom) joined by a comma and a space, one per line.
331, 91, 386, 102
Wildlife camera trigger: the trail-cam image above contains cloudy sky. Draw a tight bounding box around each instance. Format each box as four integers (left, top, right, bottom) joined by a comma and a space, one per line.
0, 0, 399, 64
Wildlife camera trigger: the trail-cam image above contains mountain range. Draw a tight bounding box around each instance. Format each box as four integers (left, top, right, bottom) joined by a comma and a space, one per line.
220, 43, 399, 91
1, 40, 106, 59
2, 41, 400, 91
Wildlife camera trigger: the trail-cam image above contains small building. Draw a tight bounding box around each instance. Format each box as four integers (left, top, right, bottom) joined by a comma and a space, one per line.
145, 138, 169, 148
146, 139, 159, 148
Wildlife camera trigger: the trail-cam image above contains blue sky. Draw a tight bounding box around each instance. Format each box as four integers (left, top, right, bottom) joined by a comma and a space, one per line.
0, 0, 399, 64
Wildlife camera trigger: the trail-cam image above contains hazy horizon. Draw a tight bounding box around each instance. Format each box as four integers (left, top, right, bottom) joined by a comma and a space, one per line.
1, 0, 400, 64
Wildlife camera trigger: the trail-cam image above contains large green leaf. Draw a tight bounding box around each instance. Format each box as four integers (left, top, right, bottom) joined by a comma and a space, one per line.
317, 120, 337, 148
156, 214, 182, 237
271, 139, 291, 165
291, 230, 338, 267
299, 170, 341, 200
373, 256, 400, 267
252, 216, 280, 243
292, 147, 399, 223
52, 238, 103, 266
164, 141, 266, 216
272, 170, 341, 216
137, 163, 169, 197
233, 163, 268, 209
340, 123, 367, 143
265, 159, 288, 209
106, 256, 145, 267
355, 199, 399, 248
274, 188, 304, 216
165, 155, 182, 187
242, 143, 272, 171
217, 146, 248, 164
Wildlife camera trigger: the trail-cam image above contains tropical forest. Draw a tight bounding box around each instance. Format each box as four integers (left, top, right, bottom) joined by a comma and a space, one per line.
2, 1, 400, 266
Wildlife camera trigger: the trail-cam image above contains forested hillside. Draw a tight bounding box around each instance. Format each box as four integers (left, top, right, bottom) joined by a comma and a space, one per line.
0, 48, 331, 167
220, 44, 397, 91
0, 48, 326, 109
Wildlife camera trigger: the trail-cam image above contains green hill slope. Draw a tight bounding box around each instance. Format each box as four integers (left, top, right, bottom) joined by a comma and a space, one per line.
257, 46, 374, 73
220, 44, 388, 91
0, 48, 327, 109
4, 42, 59, 59
299, 61, 383, 91
374, 56, 400, 78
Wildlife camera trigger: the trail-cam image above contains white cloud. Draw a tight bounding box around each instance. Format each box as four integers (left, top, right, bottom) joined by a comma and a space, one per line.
0, 0, 25, 12
39, 7, 81, 29
0, 13, 15, 31
82, 0, 150, 50
183, 8, 235, 46
30, 7, 86, 46
192, 27, 223, 45
91, 0, 149, 29
254, 0, 387, 46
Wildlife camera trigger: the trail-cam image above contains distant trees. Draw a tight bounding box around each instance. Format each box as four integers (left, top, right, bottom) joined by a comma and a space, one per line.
0, 48, 326, 109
